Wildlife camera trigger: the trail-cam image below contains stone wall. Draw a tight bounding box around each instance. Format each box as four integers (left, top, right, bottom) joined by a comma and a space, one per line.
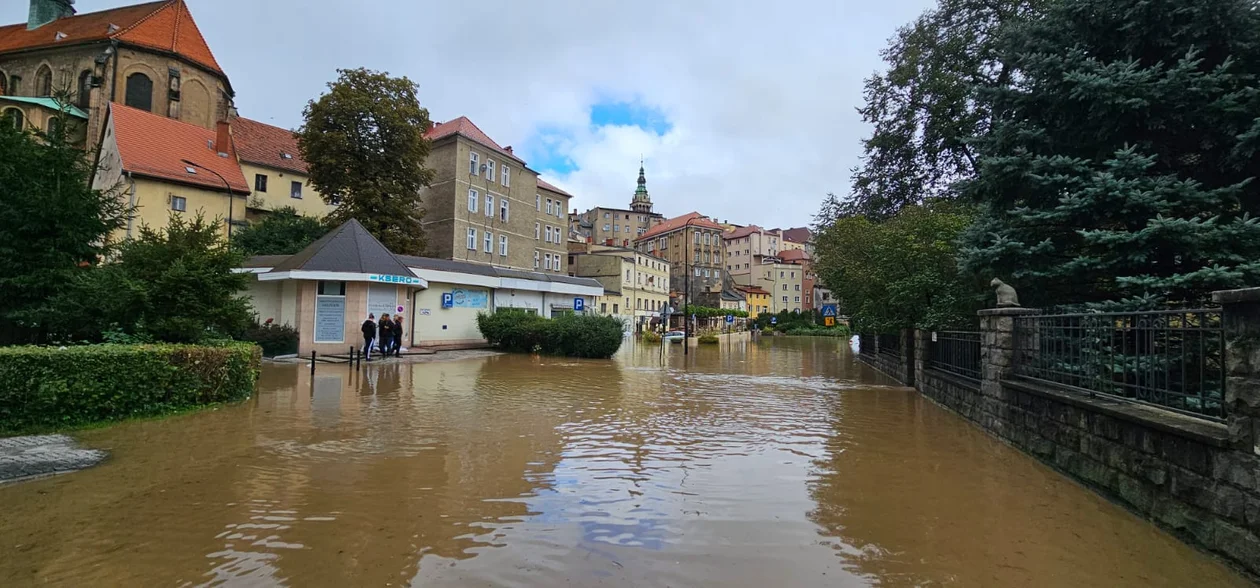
857, 328, 914, 385
903, 294, 1260, 578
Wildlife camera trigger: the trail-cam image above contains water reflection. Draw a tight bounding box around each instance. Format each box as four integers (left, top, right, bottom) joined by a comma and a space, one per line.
0, 339, 1246, 587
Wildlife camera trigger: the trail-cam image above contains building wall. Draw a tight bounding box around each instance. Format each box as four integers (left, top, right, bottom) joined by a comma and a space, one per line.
412, 282, 490, 345
1, 44, 107, 144
291, 280, 412, 355
639, 226, 724, 302
736, 262, 803, 313
245, 279, 282, 323
240, 162, 332, 220
535, 185, 570, 272
724, 229, 781, 282
585, 207, 661, 247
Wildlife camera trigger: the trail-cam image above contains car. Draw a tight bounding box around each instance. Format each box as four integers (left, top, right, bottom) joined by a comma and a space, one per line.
662, 330, 685, 343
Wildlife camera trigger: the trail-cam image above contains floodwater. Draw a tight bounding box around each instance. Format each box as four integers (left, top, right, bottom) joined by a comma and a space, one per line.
0, 338, 1249, 587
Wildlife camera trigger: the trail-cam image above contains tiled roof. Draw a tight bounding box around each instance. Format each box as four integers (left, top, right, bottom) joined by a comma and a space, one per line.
779, 249, 811, 263
425, 116, 524, 164
782, 227, 811, 244
637, 212, 723, 241
723, 225, 765, 240
0, 1, 225, 77
231, 116, 307, 174
110, 102, 249, 193
272, 219, 414, 276
537, 178, 571, 197
736, 286, 772, 296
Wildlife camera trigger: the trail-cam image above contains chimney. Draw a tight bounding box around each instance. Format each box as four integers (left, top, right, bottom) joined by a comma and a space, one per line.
28, 0, 75, 30
504, 145, 513, 154
214, 120, 231, 156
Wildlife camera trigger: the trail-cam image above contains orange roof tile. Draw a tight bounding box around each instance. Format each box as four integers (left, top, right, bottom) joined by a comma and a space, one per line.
537, 178, 571, 197
736, 285, 772, 296
636, 212, 724, 241
110, 102, 249, 194
779, 249, 811, 263
0, 1, 225, 77
425, 116, 524, 164
231, 116, 307, 174
723, 225, 766, 240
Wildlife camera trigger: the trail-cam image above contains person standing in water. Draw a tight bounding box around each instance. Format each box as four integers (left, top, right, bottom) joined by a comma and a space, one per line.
361, 314, 377, 361
378, 314, 395, 357
391, 315, 405, 357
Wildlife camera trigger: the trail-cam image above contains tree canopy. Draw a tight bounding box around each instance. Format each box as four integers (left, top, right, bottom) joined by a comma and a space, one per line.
233, 206, 328, 256
297, 68, 435, 255
959, 0, 1260, 309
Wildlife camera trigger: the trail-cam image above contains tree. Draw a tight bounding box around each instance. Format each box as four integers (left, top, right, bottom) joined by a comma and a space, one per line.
959, 0, 1260, 309
0, 108, 129, 344
814, 201, 981, 332
297, 68, 435, 255
845, 0, 1043, 219
233, 206, 328, 255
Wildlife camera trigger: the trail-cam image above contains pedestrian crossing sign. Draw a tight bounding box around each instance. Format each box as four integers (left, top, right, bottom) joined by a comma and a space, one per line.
821, 305, 838, 318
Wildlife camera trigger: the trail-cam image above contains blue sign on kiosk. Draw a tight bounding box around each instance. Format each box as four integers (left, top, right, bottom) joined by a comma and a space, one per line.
574, 297, 585, 312
441, 293, 454, 309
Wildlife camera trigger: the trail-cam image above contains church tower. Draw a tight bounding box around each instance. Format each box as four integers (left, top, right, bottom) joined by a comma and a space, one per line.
630, 162, 653, 213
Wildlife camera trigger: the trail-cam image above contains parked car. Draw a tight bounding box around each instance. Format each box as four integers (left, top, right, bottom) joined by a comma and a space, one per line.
663, 331, 685, 344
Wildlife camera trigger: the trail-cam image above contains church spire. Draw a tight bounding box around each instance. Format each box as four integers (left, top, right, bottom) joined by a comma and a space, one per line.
631, 161, 652, 213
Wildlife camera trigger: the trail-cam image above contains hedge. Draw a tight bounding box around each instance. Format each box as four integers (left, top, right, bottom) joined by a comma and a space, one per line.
698, 334, 720, 345
0, 342, 261, 434
477, 311, 624, 358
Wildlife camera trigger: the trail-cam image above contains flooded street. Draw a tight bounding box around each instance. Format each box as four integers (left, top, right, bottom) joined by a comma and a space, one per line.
0, 338, 1248, 587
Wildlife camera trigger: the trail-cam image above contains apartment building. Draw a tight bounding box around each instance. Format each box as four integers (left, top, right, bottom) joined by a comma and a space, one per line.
418, 116, 571, 273
568, 243, 671, 331
722, 225, 783, 284
634, 212, 725, 305
232, 116, 333, 221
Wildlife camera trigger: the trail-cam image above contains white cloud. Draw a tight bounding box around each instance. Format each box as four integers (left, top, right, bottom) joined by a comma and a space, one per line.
4, 0, 936, 228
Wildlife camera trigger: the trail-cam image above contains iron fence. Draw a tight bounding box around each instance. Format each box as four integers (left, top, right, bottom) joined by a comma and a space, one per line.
858, 334, 876, 356
877, 333, 902, 359
1013, 309, 1226, 421
930, 330, 981, 382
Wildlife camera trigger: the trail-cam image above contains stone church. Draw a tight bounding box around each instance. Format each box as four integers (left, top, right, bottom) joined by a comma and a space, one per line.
0, 0, 233, 146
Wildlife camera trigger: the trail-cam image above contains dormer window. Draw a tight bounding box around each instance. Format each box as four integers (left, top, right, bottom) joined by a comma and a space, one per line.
281, 152, 293, 159
107, 23, 120, 34
185, 166, 197, 174
54, 32, 67, 41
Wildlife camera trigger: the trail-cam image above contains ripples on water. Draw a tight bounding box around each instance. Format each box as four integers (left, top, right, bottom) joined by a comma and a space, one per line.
0, 338, 1248, 587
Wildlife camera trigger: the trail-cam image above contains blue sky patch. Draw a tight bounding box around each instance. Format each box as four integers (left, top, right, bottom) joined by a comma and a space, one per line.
525, 100, 673, 179
589, 100, 672, 136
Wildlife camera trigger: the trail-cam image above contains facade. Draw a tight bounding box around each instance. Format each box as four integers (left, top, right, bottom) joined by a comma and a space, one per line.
241, 220, 603, 355
417, 116, 570, 273
93, 102, 249, 241
779, 249, 816, 311
567, 243, 670, 331
0, 0, 234, 147
722, 225, 783, 285
634, 212, 725, 306
231, 116, 332, 220
736, 286, 772, 318
781, 226, 812, 254
739, 262, 804, 314
570, 164, 663, 246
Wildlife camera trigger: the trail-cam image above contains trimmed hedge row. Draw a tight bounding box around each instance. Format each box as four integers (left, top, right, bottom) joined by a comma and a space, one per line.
0, 342, 261, 434
477, 311, 624, 358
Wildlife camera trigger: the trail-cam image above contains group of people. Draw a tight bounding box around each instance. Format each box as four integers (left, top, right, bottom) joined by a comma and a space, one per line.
360, 313, 405, 360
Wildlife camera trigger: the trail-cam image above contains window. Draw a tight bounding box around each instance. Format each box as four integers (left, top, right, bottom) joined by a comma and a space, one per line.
536, 194, 541, 210
485, 194, 493, 217
535, 222, 541, 240
545, 226, 552, 243
502, 166, 510, 187
499, 235, 508, 256
290, 181, 303, 199
603, 224, 611, 231
34, 65, 52, 96
604, 212, 610, 219
637, 299, 642, 310
704, 234, 710, 245
694, 252, 700, 262
613, 304, 619, 314
467, 228, 477, 250
703, 269, 710, 278
170, 195, 187, 211
791, 272, 796, 278
124, 72, 153, 112
694, 267, 701, 276
795, 296, 801, 303
44, 116, 60, 135
556, 203, 563, 218
486, 159, 496, 181
468, 189, 479, 213
601, 303, 607, 314
780, 271, 785, 278
544, 253, 552, 271
625, 269, 631, 280
694, 232, 701, 244
0, 74, 6, 96
783, 284, 788, 291
254, 174, 268, 192
484, 232, 493, 253
534, 250, 540, 269
782, 296, 788, 303
470, 151, 479, 175
554, 258, 561, 272
659, 237, 666, 250
546, 199, 553, 215
8, 75, 20, 95
795, 284, 801, 291
614, 225, 620, 233
500, 198, 509, 222
77, 70, 92, 109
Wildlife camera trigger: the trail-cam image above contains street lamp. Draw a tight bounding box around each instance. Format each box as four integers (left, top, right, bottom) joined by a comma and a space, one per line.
682, 217, 702, 357
180, 159, 235, 240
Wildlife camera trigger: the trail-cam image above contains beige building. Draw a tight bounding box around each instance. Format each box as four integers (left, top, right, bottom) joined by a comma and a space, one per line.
232, 116, 333, 221
568, 244, 671, 331
418, 116, 572, 274
635, 212, 725, 306
570, 164, 663, 247
0, 0, 234, 146
722, 225, 784, 285
745, 262, 804, 314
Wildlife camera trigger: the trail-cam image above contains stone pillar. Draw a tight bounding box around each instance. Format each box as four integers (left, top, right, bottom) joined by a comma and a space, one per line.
977, 308, 1040, 399
1213, 287, 1260, 453
901, 328, 916, 387
914, 329, 928, 391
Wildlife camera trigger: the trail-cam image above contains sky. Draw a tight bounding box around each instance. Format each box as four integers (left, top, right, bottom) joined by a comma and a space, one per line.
2, 0, 934, 229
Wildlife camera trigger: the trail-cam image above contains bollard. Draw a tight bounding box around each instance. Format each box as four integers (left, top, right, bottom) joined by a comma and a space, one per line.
349, 346, 355, 371
310, 350, 316, 376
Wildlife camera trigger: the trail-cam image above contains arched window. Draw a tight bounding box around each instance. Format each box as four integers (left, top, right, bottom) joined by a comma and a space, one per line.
124, 72, 153, 112
45, 116, 61, 136
3, 108, 24, 131
0, 72, 7, 96
77, 70, 92, 109
34, 65, 52, 96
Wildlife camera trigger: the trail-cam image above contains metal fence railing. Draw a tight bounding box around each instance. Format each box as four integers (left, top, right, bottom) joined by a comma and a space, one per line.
858, 334, 876, 356
877, 333, 902, 359
930, 330, 981, 382
1013, 309, 1226, 421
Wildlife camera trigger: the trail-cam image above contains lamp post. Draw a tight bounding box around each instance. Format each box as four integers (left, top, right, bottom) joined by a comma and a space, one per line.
682, 217, 701, 357
180, 159, 235, 240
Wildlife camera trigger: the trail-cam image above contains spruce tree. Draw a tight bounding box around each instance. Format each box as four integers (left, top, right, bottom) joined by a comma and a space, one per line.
960, 0, 1260, 309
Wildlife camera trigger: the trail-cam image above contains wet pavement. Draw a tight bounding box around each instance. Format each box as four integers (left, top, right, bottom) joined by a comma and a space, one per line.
0, 338, 1248, 586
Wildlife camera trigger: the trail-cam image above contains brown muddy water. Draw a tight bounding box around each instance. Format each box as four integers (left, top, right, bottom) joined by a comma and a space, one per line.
0, 338, 1249, 587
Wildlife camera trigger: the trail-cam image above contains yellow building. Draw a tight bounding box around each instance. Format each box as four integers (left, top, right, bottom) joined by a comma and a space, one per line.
568, 243, 671, 332
93, 102, 250, 241
232, 116, 333, 220
736, 286, 772, 318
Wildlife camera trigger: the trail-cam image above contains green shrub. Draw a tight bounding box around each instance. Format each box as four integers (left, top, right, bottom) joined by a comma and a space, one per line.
640, 331, 662, 344
237, 321, 299, 357
477, 311, 624, 358
698, 334, 720, 345
0, 342, 261, 434
782, 325, 852, 337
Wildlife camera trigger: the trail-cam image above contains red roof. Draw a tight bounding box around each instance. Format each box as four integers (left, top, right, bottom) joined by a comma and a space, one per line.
110, 103, 249, 194
231, 116, 307, 174
724, 225, 766, 240
425, 116, 524, 164
782, 227, 811, 244
0, 1, 225, 77
537, 178, 571, 197
636, 212, 723, 241
779, 249, 811, 263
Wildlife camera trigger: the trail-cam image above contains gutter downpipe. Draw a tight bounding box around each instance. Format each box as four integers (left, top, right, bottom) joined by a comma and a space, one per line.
125, 171, 136, 239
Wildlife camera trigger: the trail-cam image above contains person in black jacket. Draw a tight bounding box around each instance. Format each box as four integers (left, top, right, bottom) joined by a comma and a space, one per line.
391, 315, 405, 357
378, 314, 394, 357
361, 314, 377, 361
